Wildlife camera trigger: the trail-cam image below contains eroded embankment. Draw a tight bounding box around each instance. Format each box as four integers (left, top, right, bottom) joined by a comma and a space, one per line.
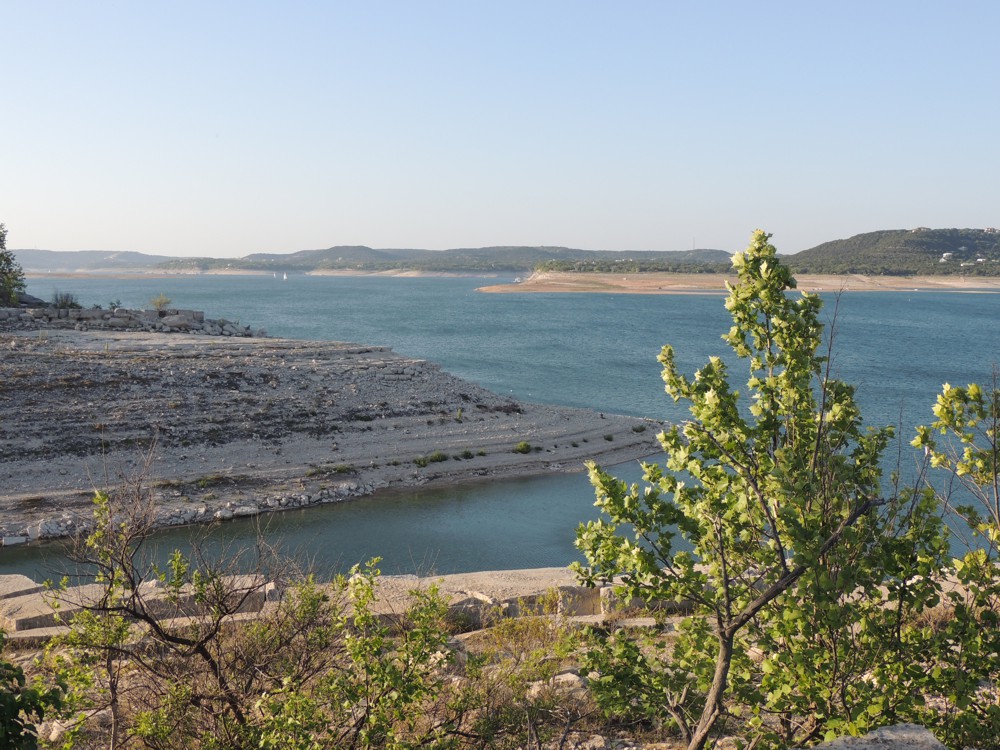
0, 330, 660, 542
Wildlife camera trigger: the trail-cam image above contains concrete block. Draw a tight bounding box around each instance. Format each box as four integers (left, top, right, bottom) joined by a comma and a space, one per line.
0, 574, 43, 600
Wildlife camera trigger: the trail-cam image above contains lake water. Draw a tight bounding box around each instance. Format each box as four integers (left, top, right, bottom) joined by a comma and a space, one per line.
4, 274, 999, 580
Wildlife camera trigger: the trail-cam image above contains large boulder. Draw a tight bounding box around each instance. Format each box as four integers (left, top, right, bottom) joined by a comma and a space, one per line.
161, 314, 194, 330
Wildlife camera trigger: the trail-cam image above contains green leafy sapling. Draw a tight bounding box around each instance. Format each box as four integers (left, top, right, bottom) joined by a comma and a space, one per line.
575, 230, 944, 749
912, 373, 1000, 747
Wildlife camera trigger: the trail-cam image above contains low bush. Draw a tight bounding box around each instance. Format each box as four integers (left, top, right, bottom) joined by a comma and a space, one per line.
52, 290, 81, 309
149, 293, 172, 311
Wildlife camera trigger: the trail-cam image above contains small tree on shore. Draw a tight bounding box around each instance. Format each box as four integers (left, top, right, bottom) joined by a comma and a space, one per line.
574, 230, 944, 749
0, 223, 26, 306
149, 293, 172, 311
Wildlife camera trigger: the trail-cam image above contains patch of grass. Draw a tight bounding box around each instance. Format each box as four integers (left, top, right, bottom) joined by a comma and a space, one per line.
513, 441, 532, 454
631, 424, 647, 433
461, 449, 474, 460
603, 434, 614, 441
196, 474, 227, 489
415, 451, 450, 467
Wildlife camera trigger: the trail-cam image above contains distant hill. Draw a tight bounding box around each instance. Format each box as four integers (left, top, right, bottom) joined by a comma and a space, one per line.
15, 229, 1000, 276
786, 228, 1000, 275
157, 246, 733, 274
14, 249, 174, 273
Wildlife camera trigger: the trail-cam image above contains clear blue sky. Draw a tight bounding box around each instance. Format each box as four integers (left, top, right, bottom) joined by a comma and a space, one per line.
4, 2, 998, 257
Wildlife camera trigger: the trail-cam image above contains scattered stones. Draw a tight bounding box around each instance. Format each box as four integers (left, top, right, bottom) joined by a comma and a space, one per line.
526, 670, 590, 701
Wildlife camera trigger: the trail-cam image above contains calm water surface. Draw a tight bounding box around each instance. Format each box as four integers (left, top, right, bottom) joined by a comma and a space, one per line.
5, 275, 998, 580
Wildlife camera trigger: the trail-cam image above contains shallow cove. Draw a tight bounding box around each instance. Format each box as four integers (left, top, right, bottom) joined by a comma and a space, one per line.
7, 275, 1000, 580
0, 462, 651, 582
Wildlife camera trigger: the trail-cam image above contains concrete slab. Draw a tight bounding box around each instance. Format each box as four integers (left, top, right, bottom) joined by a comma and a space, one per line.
1, 575, 268, 633
0, 574, 43, 600
360, 567, 604, 630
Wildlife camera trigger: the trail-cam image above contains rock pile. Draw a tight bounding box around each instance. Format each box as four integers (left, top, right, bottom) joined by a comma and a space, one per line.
0, 306, 263, 337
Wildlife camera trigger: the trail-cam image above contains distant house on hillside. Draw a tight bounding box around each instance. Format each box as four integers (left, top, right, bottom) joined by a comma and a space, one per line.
940, 252, 954, 263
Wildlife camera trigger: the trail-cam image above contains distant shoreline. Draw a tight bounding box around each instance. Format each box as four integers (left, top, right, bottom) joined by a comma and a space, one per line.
478, 271, 1000, 294
24, 269, 1000, 293
24, 269, 501, 280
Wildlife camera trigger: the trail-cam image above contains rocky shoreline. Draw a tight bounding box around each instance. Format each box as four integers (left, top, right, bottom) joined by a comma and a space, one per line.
0, 304, 263, 337
0, 327, 660, 544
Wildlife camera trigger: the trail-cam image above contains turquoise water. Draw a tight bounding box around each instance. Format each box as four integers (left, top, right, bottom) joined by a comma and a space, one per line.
5, 275, 999, 579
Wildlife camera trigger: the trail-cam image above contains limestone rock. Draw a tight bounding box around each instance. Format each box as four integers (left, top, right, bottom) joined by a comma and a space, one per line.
161, 314, 194, 330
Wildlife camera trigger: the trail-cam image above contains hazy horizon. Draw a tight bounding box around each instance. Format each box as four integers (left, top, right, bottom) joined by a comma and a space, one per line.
5, 3, 998, 258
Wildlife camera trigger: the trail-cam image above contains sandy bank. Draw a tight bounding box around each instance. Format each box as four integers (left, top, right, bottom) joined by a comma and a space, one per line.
479, 271, 1000, 294
0, 330, 659, 543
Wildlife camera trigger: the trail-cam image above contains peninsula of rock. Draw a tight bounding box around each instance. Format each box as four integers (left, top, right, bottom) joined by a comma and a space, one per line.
0, 326, 659, 544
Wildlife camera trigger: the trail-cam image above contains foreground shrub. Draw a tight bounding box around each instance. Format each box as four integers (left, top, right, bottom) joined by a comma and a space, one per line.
574, 231, 946, 750
41, 463, 462, 750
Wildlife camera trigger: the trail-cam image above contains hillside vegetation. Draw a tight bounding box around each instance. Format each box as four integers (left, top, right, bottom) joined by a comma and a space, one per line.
785, 227, 1000, 275
14, 228, 1000, 276
157, 246, 732, 274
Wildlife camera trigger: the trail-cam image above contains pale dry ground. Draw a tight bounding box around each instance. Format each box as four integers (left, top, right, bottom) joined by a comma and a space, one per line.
0, 329, 659, 541
479, 271, 1000, 294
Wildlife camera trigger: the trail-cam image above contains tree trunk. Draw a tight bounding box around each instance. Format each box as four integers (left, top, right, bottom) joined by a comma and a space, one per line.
688, 633, 734, 750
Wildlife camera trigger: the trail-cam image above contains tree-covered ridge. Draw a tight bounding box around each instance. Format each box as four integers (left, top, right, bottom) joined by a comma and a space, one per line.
156, 246, 732, 274
786, 227, 1000, 275
13, 228, 1000, 276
